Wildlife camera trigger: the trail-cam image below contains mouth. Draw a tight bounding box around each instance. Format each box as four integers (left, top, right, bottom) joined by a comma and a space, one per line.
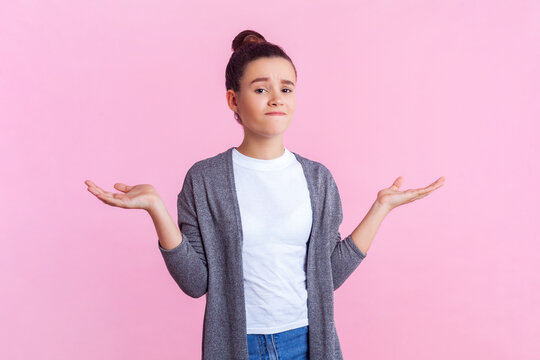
265, 112, 286, 116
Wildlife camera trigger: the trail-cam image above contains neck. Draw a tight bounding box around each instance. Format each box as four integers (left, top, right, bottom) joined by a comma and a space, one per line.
235, 139, 285, 160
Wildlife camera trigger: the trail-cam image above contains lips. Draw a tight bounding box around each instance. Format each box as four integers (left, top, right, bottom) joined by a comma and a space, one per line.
265, 112, 286, 115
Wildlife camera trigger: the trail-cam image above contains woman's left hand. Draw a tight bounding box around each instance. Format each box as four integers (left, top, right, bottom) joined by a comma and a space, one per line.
376, 176, 445, 212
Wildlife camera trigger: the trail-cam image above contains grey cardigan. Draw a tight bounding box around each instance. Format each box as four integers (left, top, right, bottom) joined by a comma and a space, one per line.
158, 147, 367, 359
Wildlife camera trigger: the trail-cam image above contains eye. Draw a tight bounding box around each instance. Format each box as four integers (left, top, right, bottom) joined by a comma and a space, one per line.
283, 88, 293, 93
255, 88, 267, 93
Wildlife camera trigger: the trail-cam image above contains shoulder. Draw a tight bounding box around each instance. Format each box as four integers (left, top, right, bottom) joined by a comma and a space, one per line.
182, 148, 231, 184
291, 151, 336, 187
291, 151, 328, 173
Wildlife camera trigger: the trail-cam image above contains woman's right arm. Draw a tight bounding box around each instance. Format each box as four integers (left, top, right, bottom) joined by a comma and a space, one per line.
149, 193, 209, 299
148, 198, 183, 250
85, 179, 208, 298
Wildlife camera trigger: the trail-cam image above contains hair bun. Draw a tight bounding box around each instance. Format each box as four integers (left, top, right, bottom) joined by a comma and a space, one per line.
232, 30, 266, 52
243, 34, 265, 46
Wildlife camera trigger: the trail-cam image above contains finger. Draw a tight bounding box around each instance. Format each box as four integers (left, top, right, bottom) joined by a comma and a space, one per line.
87, 185, 105, 197
88, 185, 115, 199
96, 192, 126, 207
415, 185, 441, 199
429, 177, 445, 188
416, 187, 435, 197
114, 183, 133, 193
402, 187, 422, 196
420, 177, 445, 193
403, 190, 428, 204
87, 183, 119, 202
416, 192, 430, 199
407, 186, 432, 198
86, 181, 128, 200
85, 180, 107, 196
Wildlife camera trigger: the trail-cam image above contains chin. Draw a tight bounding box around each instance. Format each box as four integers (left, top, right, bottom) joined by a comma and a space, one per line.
256, 127, 289, 138
246, 119, 291, 136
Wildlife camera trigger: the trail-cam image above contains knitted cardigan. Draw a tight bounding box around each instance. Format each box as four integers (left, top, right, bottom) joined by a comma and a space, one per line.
158, 147, 367, 359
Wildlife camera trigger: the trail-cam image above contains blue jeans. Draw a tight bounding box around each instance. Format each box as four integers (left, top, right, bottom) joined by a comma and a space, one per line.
247, 325, 309, 360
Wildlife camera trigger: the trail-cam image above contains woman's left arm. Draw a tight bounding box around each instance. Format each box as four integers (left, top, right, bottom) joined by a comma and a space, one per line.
350, 176, 446, 255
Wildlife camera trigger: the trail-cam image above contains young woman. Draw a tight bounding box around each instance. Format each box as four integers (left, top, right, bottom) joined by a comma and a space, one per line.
85, 29, 445, 360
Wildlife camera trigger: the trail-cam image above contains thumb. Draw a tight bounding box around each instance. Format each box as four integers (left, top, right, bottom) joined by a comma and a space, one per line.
390, 176, 403, 190
114, 183, 133, 193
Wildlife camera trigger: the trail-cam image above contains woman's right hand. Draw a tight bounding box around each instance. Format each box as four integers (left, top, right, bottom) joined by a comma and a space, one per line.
85, 180, 161, 211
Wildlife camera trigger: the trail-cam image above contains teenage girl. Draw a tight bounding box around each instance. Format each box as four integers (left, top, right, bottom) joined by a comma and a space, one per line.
85, 29, 445, 359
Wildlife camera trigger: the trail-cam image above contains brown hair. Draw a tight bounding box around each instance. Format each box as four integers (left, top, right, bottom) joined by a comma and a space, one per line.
225, 30, 297, 124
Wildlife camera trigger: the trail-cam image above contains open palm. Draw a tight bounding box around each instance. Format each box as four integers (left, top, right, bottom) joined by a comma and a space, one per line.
377, 176, 445, 211
85, 180, 159, 210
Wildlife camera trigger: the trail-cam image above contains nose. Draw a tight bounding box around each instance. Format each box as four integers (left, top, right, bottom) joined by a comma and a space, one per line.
269, 92, 284, 106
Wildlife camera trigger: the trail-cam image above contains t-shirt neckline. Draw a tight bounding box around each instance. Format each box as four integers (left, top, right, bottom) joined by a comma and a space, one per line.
232, 147, 295, 171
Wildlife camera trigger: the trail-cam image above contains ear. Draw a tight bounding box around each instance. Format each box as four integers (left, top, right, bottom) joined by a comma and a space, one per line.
226, 89, 239, 112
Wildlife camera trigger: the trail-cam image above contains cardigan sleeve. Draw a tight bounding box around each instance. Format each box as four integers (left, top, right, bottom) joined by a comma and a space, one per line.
327, 170, 367, 291
157, 168, 209, 298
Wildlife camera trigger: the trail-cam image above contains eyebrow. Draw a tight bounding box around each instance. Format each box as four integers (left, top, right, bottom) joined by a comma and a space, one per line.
249, 77, 295, 86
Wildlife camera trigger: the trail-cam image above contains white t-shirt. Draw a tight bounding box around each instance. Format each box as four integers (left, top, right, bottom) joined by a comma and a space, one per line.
232, 147, 312, 334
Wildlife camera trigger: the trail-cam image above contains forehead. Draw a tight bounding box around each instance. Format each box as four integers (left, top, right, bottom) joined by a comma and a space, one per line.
243, 57, 296, 84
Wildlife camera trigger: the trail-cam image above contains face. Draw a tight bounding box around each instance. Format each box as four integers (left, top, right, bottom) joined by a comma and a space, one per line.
227, 57, 296, 138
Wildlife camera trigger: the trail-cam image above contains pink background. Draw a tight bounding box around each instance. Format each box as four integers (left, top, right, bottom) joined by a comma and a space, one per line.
1, 1, 538, 359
